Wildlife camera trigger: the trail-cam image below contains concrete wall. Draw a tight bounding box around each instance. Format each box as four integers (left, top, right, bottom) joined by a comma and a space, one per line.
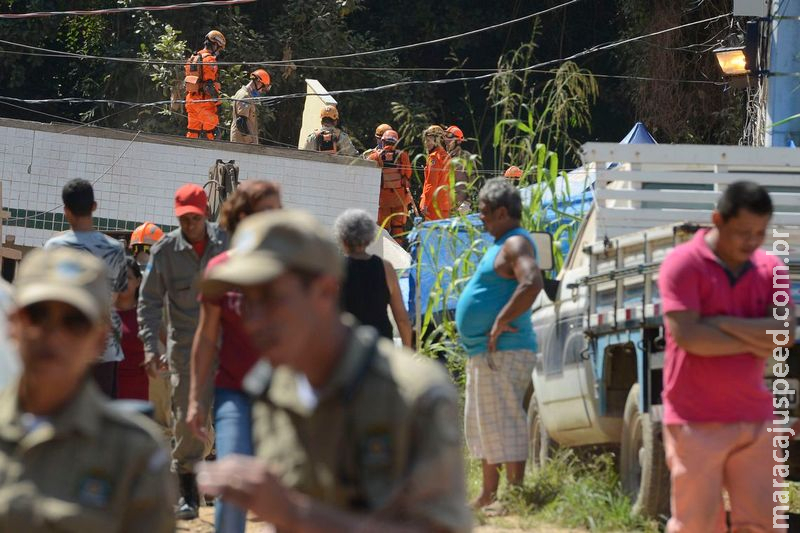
0, 118, 379, 248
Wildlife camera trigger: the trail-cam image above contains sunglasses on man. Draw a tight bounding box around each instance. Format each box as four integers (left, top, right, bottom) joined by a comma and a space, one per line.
21, 302, 93, 336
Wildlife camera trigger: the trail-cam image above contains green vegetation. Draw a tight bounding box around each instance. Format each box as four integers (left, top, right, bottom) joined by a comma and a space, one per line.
0, 0, 741, 163
468, 451, 660, 532
410, 61, 592, 355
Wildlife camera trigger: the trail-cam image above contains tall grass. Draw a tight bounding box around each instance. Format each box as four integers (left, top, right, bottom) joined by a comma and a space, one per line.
480, 450, 659, 532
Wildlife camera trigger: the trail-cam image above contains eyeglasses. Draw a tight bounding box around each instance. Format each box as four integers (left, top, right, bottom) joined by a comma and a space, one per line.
22, 302, 93, 336
131, 244, 151, 255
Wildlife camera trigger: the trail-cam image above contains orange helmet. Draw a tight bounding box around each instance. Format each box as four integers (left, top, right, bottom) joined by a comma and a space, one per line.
320, 105, 339, 122
205, 30, 226, 50
250, 69, 271, 87
130, 222, 165, 248
375, 123, 392, 138
504, 165, 523, 179
381, 129, 399, 145
446, 125, 464, 141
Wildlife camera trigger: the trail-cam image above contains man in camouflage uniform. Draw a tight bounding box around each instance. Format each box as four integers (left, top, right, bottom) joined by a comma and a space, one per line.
197, 210, 471, 532
0, 247, 174, 533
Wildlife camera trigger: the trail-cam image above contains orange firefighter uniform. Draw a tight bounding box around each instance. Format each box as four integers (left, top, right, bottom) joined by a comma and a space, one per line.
185, 48, 221, 139
420, 145, 452, 220
369, 143, 413, 242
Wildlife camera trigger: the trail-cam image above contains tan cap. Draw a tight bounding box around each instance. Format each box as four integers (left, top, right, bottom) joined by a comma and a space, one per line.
13, 247, 111, 323
201, 210, 343, 297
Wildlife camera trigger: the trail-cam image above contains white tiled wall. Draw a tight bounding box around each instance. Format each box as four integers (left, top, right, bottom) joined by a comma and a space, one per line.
0, 119, 380, 247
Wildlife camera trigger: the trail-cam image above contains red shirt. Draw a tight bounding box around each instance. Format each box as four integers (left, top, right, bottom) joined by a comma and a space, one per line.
658, 229, 789, 424
192, 237, 208, 259
201, 251, 260, 390
117, 307, 148, 401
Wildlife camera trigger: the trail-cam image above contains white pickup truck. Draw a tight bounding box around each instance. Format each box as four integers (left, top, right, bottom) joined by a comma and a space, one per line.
528, 143, 800, 518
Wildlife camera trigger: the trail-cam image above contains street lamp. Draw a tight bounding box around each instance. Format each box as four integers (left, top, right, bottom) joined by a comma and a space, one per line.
712, 21, 761, 88
713, 46, 749, 76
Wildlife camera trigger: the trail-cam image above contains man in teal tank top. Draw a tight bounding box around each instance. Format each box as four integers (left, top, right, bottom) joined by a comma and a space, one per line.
455, 178, 544, 510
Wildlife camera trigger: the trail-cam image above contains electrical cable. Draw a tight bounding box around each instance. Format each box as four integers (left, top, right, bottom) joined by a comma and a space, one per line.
0, 47, 724, 82
0, 0, 255, 19
0, 0, 581, 67
0, 13, 732, 112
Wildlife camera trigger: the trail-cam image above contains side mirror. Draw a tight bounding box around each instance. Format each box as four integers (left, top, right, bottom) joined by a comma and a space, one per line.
529, 231, 554, 271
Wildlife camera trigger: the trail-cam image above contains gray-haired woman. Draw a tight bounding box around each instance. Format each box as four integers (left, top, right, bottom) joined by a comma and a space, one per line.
334, 209, 413, 347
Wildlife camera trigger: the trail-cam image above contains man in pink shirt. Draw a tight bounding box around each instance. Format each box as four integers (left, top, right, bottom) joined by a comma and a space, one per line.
658, 181, 795, 532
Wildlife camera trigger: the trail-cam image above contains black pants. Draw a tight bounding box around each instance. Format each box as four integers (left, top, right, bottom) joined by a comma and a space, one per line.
92, 361, 119, 399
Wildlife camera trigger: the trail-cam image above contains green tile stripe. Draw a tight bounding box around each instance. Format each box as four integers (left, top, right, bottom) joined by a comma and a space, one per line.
2, 207, 177, 234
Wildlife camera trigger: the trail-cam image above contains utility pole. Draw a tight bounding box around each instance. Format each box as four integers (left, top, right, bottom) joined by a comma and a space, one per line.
765, 0, 800, 147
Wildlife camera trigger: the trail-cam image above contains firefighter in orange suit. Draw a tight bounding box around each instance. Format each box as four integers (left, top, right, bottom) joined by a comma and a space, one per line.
184, 30, 226, 140
419, 125, 452, 220
368, 129, 413, 243
362, 123, 393, 160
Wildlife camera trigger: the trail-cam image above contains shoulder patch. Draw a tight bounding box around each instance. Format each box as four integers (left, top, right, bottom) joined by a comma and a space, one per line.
77, 474, 113, 508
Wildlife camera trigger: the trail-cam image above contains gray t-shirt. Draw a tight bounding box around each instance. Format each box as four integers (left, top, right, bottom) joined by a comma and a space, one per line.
0, 279, 20, 389
45, 230, 127, 364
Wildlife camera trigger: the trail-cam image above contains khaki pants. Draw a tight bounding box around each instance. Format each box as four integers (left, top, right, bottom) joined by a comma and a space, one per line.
148, 372, 173, 441
664, 422, 774, 533
170, 370, 214, 474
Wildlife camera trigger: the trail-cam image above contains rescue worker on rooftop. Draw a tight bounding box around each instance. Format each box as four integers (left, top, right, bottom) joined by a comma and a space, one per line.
419, 125, 452, 220
185, 30, 226, 140
303, 105, 358, 156
230, 69, 271, 145
445, 125, 474, 215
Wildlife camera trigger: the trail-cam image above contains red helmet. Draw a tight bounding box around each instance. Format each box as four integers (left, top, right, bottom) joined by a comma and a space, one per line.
381, 129, 399, 145
504, 165, 523, 179
446, 125, 464, 141
130, 222, 165, 247
251, 69, 271, 87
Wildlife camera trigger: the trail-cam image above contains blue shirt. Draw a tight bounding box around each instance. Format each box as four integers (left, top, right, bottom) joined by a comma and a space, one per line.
45, 230, 127, 364
455, 227, 538, 356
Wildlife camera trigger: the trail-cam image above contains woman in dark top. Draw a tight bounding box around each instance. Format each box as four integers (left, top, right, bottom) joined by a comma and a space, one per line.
116, 257, 148, 400
334, 209, 412, 346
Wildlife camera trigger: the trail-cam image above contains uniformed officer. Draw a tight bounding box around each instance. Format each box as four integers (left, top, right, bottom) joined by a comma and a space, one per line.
0, 247, 175, 533
138, 183, 228, 520
196, 210, 472, 532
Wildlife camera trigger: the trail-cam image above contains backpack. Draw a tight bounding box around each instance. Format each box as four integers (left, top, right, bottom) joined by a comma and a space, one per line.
184, 51, 210, 94
378, 148, 403, 189
315, 128, 339, 153
206, 160, 239, 222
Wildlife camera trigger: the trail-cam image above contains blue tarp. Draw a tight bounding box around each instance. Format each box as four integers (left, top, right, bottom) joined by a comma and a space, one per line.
405, 123, 657, 318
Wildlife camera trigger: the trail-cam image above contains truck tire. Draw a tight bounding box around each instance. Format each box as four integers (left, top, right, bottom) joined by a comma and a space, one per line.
527, 393, 554, 470
620, 384, 670, 519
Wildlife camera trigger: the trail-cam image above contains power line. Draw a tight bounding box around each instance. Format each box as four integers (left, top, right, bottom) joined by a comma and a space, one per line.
0, 0, 255, 19
0, 47, 722, 82
0, 13, 730, 93
0, 0, 582, 67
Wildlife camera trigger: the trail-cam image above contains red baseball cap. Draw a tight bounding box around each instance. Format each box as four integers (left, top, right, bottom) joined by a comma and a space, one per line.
174, 184, 207, 217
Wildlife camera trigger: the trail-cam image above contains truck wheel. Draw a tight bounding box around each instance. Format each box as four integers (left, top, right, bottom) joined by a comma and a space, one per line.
527, 393, 554, 471
620, 384, 670, 519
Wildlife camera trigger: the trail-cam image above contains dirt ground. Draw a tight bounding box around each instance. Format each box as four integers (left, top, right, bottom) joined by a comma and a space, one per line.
177, 506, 590, 532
